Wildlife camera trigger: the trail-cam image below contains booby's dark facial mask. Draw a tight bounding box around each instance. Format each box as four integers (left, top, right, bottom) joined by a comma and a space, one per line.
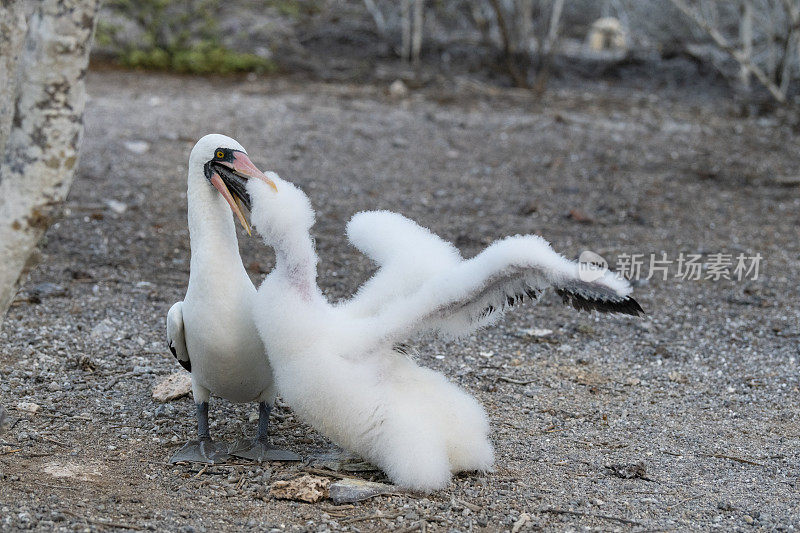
202, 148, 276, 235
212, 163, 251, 211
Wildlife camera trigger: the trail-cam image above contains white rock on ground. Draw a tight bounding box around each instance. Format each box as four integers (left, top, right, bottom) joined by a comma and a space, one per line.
388, 79, 409, 98
123, 140, 150, 154
518, 328, 554, 338
152, 372, 192, 402
16, 401, 40, 414
105, 199, 128, 214
270, 475, 330, 503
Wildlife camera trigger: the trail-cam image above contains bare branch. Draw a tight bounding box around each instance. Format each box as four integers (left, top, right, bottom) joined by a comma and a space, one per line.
543, 0, 565, 54
515, 0, 535, 55
669, 0, 787, 103
487, 0, 529, 87
488, 0, 514, 56
362, 0, 387, 39
401, 0, 411, 62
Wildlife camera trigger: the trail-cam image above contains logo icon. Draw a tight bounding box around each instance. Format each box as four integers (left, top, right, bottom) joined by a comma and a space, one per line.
578, 250, 608, 282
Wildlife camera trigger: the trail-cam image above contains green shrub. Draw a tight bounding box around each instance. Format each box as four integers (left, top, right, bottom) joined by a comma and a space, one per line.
119, 44, 276, 74
100, 0, 276, 74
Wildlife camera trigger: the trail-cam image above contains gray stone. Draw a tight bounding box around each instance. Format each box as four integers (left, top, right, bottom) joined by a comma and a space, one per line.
28, 282, 68, 299
90, 318, 119, 340
0, 404, 9, 434
328, 478, 394, 504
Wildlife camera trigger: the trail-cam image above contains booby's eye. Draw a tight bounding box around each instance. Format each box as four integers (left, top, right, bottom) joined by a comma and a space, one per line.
216, 150, 225, 159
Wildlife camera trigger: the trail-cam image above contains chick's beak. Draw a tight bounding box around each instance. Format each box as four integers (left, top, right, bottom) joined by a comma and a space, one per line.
221, 152, 278, 192
209, 171, 252, 235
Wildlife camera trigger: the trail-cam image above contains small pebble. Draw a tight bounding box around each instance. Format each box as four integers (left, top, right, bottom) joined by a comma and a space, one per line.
106, 199, 128, 214
16, 402, 40, 414
124, 140, 150, 154
388, 79, 409, 98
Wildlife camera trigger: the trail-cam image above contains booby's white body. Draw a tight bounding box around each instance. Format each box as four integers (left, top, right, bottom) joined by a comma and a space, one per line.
166, 134, 275, 406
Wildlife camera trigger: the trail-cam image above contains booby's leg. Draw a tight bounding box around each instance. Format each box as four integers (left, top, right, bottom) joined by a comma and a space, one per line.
169, 402, 231, 464
229, 402, 301, 462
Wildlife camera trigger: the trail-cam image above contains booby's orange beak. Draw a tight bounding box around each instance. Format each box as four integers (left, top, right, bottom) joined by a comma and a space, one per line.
209, 171, 253, 235
217, 152, 278, 193
207, 151, 277, 236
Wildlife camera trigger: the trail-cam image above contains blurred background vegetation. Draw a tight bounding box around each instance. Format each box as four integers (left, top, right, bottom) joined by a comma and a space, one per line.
96, 0, 278, 73
93, 0, 800, 104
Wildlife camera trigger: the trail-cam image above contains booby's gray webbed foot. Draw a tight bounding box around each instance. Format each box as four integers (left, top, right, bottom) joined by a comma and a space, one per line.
229, 401, 300, 462
169, 438, 231, 464
169, 401, 231, 464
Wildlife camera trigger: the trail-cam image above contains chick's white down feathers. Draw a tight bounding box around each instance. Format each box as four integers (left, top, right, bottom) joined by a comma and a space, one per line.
246, 175, 640, 491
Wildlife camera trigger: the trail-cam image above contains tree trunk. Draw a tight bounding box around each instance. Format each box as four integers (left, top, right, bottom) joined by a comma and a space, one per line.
401, 0, 412, 62
543, 0, 565, 54
0, 0, 101, 328
515, 0, 535, 55
738, 0, 753, 88
412, 0, 424, 65
0, 1, 32, 157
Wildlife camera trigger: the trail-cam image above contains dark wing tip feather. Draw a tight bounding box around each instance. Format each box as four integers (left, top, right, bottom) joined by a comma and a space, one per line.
479, 285, 543, 320
393, 343, 415, 356
169, 341, 192, 372
556, 288, 645, 317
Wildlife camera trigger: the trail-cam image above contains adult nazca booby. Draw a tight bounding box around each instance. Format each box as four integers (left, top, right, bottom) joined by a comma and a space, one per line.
165, 134, 299, 464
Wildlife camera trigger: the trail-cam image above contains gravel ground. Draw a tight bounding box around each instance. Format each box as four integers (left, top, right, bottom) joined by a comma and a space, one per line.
1, 71, 799, 532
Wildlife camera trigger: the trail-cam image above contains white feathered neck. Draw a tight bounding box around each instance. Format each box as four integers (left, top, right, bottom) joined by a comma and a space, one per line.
186, 154, 243, 279
247, 173, 318, 295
